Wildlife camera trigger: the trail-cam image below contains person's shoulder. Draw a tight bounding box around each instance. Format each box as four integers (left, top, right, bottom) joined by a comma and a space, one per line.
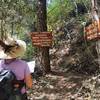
0, 59, 3, 64
0, 59, 2, 62
16, 59, 28, 66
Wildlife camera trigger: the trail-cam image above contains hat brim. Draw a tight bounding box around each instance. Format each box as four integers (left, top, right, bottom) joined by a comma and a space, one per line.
0, 39, 26, 59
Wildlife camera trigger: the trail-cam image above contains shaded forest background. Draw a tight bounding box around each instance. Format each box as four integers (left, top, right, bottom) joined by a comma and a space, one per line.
0, 0, 93, 60
0, 0, 99, 73
0, 0, 100, 99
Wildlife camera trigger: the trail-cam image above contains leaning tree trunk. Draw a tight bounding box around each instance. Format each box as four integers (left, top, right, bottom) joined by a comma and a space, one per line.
96, 0, 100, 67
36, 0, 51, 73
91, 0, 100, 67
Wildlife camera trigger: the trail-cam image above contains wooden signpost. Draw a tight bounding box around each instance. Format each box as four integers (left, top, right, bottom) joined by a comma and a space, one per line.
31, 32, 53, 47
84, 20, 100, 41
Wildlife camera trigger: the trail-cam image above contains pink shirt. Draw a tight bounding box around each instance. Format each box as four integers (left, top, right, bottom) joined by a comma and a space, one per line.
0, 59, 31, 94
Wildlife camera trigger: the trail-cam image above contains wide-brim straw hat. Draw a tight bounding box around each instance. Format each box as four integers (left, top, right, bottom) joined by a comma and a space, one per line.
0, 37, 26, 59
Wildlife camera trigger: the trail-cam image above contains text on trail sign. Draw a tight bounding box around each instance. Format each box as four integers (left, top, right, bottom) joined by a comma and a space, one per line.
31, 32, 53, 47
84, 20, 100, 40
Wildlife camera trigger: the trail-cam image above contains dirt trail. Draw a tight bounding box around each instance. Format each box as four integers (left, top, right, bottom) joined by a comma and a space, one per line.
28, 68, 90, 100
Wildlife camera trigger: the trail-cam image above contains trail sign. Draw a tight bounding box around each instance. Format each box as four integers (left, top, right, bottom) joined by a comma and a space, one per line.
84, 20, 100, 41
31, 32, 52, 47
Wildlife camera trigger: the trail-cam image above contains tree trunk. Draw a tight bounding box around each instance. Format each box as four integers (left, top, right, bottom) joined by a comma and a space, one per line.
36, 0, 51, 73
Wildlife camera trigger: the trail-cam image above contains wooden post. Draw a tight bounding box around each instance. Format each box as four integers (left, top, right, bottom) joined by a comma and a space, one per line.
96, 0, 100, 67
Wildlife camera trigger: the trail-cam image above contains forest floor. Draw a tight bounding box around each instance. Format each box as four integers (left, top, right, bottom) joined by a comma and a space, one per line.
28, 61, 100, 100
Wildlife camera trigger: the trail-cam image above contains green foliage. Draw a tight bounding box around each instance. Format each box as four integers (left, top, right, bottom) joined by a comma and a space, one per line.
47, 0, 73, 25
47, 0, 90, 36
0, 0, 36, 35
22, 42, 36, 61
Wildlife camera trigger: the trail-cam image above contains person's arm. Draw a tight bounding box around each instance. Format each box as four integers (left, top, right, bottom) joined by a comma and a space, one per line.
25, 74, 32, 88
24, 63, 33, 88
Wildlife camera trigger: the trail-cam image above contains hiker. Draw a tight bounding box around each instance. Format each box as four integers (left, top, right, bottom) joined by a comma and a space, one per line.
0, 37, 33, 100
